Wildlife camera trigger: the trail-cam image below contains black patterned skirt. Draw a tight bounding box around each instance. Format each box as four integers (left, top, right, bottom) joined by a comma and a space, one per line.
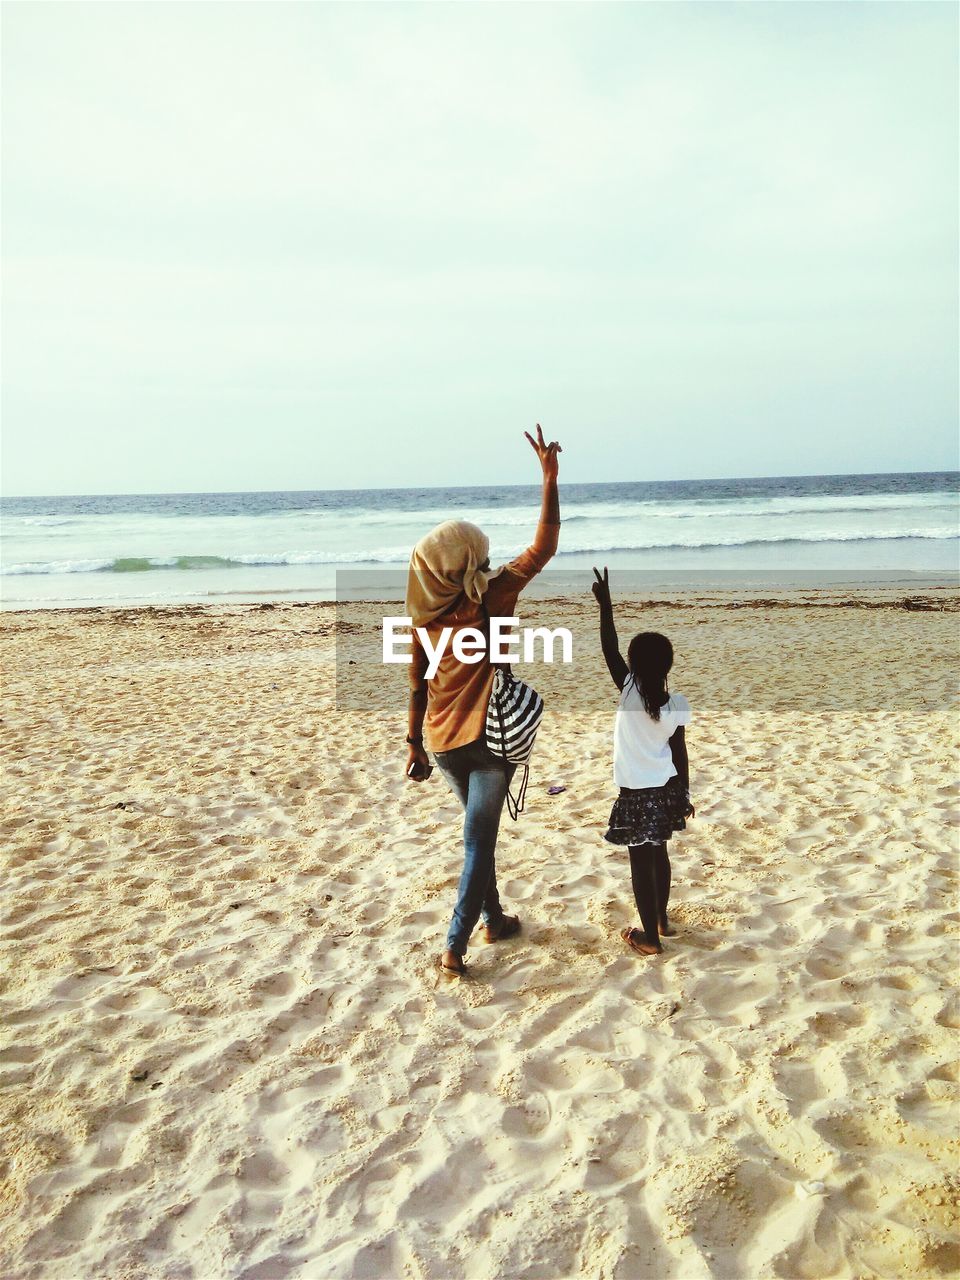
604, 776, 689, 847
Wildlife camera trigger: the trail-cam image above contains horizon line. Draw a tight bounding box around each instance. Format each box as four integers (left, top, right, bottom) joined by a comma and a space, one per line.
3, 466, 958, 503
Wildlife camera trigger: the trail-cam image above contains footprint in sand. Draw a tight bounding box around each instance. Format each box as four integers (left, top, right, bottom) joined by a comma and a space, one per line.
501, 1093, 553, 1137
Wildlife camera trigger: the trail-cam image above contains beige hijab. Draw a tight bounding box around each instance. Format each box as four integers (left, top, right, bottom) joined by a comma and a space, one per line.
405, 520, 503, 627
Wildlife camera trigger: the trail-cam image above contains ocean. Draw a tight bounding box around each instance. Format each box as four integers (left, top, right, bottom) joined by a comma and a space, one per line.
1, 472, 957, 609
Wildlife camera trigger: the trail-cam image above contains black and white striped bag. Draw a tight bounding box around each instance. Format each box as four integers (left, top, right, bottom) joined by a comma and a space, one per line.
485, 666, 544, 820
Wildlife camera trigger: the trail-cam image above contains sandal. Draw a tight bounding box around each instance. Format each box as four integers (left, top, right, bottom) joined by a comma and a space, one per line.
621, 927, 662, 957
659, 919, 677, 937
481, 914, 521, 944
438, 953, 467, 977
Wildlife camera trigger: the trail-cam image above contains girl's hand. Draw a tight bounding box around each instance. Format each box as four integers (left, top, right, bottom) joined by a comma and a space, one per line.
683, 795, 696, 819
591, 565, 612, 608
524, 423, 561, 479
406, 744, 432, 782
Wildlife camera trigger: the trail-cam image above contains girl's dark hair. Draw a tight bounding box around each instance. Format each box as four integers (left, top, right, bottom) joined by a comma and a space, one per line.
626, 631, 673, 720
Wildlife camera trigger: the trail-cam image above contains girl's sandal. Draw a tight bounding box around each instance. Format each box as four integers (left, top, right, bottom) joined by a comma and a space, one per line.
621, 927, 662, 957
438, 954, 467, 978
659, 920, 677, 937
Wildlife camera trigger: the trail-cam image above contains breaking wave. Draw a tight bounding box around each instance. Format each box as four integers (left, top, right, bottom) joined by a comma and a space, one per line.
4, 529, 956, 576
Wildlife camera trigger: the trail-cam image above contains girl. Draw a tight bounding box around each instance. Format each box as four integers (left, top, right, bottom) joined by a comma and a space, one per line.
591, 567, 694, 957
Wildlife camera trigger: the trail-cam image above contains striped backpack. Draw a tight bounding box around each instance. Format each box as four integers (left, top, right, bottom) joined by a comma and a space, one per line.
485, 662, 544, 820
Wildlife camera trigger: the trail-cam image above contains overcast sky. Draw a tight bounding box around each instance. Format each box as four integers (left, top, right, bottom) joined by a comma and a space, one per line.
2, 1, 957, 496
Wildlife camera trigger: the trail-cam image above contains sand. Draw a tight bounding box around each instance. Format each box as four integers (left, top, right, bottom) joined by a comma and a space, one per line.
1, 589, 958, 1280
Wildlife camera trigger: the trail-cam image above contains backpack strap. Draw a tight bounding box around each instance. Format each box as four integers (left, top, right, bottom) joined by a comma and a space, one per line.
479, 599, 512, 676
505, 763, 529, 821
481, 601, 528, 817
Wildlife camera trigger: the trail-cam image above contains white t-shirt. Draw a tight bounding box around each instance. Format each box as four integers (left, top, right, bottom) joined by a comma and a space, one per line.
613, 682, 691, 789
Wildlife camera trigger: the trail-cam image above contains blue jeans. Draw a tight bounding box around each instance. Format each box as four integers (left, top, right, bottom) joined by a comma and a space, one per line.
433, 737, 516, 957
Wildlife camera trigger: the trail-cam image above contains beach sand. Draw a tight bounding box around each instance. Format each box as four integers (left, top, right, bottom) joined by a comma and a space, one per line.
1, 589, 958, 1280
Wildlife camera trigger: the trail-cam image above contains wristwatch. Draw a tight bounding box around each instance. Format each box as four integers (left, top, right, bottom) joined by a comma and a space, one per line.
406, 735, 424, 746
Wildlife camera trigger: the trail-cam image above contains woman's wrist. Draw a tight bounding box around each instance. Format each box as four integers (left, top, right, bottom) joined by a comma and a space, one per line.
539, 475, 560, 523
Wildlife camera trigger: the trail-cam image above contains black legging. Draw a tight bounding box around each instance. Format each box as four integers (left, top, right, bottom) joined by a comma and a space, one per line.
628, 843, 671, 946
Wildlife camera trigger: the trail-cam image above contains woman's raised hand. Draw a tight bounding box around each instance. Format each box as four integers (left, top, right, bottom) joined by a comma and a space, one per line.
524, 423, 561, 479
591, 566, 612, 607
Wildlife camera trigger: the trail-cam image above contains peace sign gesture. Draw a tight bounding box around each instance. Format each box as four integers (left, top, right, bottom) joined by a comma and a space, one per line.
591, 565, 612, 608
524, 423, 562, 479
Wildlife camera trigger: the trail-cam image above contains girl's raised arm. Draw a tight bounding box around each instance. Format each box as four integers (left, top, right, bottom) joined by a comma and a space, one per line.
591, 566, 628, 690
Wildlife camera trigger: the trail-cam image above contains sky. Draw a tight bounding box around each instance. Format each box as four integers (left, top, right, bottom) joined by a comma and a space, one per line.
2, 1, 958, 497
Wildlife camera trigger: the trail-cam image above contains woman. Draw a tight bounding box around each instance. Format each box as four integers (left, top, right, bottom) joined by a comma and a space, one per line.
405, 425, 562, 977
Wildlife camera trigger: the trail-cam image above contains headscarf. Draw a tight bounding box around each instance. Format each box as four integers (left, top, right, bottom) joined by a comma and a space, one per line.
405, 519, 503, 627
